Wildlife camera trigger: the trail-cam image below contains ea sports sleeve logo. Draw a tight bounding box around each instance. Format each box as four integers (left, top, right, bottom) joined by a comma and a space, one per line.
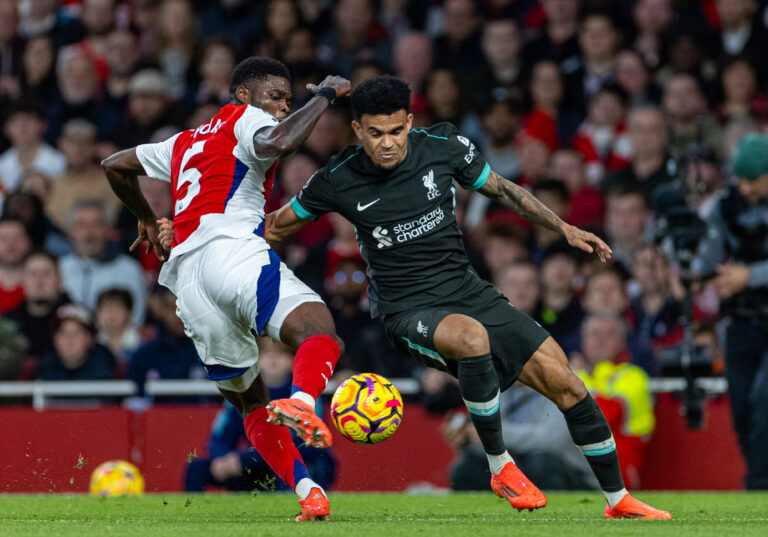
422, 169, 440, 200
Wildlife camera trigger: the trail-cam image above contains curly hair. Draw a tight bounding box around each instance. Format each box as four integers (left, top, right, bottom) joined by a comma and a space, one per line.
229, 57, 291, 101
350, 76, 411, 120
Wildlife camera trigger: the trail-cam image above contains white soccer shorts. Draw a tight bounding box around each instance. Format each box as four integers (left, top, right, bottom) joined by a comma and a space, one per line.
167, 234, 323, 391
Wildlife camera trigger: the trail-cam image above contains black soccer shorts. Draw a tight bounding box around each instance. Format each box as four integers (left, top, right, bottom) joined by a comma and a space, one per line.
382, 284, 550, 390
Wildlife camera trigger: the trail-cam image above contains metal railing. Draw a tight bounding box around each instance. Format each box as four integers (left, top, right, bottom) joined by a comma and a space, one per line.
0, 377, 727, 410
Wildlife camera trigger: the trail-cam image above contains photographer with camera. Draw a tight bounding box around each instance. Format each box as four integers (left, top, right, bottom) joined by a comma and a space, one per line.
694, 133, 768, 490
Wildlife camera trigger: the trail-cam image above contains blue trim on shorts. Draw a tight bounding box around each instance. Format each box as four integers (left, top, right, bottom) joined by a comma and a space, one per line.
224, 158, 249, 209
203, 363, 251, 381
254, 220, 265, 237
255, 249, 282, 334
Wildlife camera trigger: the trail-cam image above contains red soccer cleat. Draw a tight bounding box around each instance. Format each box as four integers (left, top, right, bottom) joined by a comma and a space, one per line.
490, 461, 548, 511
295, 487, 330, 521
266, 398, 333, 448
604, 494, 672, 519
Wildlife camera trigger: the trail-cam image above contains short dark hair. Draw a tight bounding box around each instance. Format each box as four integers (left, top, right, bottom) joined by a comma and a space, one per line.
6, 99, 46, 121
350, 76, 410, 120
97, 288, 134, 312
229, 57, 291, 101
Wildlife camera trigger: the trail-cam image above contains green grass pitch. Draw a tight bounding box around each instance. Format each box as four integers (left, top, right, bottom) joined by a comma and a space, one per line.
1, 492, 766, 537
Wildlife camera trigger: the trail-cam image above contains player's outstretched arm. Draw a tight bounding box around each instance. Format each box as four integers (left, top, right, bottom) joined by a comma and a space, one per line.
478, 169, 612, 262
264, 203, 310, 243
101, 148, 168, 260
253, 75, 351, 159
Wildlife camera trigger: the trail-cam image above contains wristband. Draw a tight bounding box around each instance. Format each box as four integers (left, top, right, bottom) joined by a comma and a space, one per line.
316, 87, 336, 103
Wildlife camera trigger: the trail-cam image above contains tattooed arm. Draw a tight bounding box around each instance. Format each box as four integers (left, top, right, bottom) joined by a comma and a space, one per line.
478, 169, 612, 261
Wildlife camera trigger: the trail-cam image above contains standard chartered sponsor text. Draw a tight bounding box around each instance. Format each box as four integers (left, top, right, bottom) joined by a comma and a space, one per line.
392, 206, 445, 243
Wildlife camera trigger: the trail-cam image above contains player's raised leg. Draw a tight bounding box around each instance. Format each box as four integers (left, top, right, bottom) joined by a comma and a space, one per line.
517, 336, 671, 519
263, 289, 343, 449
434, 314, 547, 511
214, 372, 329, 521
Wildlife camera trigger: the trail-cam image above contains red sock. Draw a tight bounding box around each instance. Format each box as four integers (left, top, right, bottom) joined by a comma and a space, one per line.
290, 334, 340, 399
244, 407, 310, 490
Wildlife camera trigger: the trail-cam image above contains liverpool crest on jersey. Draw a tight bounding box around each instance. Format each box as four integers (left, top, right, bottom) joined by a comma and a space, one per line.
422, 169, 440, 200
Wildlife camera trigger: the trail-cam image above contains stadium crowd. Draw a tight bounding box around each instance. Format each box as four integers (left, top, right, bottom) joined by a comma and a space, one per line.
1, 0, 768, 490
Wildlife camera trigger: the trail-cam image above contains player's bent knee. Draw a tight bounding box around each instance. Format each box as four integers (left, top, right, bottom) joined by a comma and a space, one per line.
435, 315, 490, 359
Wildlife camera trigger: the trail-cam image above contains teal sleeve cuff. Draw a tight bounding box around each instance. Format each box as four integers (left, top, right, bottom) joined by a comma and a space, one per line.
290, 196, 318, 220
468, 163, 491, 190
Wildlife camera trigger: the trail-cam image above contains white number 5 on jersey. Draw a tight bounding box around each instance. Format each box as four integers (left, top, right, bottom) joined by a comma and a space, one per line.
175, 141, 205, 215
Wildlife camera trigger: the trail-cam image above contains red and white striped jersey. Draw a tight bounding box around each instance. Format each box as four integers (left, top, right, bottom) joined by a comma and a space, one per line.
136, 103, 279, 259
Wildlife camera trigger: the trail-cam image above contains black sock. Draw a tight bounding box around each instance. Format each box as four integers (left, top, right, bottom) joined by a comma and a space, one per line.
562, 394, 625, 492
457, 353, 505, 456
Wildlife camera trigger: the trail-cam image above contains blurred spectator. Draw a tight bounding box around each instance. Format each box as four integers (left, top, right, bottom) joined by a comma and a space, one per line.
95, 288, 139, 371
714, 0, 768, 81
184, 340, 336, 492
515, 130, 552, 187
684, 148, 724, 219
601, 106, 673, 203
317, 0, 390, 78
573, 313, 655, 489
37, 303, 115, 381
129, 285, 203, 397
655, 27, 718, 86
0, 218, 32, 314
46, 46, 118, 144
4, 251, 70, 361
694, 133, 768, 489
549, 149, 604, 228
393, 32, 432, 109
493, 262, 541, 317
603, 185, 651, 271
615, 49, 660, 107
102, 29, 141, 114
302, 108, 348, 163
536, 243, 584, 354
432, 0, 484, 77
59, 200, 146, 325
0, 317, 27, 380
564, 12, 619, 115
475, 18, 525, 110
149, 0, 198, 99
326, 255, 407, 380
531, 180, 570, 254
480, 222, 528, 283
77, 0, 118, 62
629, 244, 687, 354
425, 68, 465, 128
256, 0, 302, 59
662, 73, 723, 161
17, 0, 83, 47
523, 0, 580, 67
464, 98, 520, 229
198, 0, 263, 45
2, 191, 71, 257
0, 101, 66, 193
524, 60, 579, 150
113, 69, 180, 149
718, 56, 768, 125
188, 36, 238, 110
571, 83, 632, 185
631, 0, 675, 70
18, 36, 57, 107
0, 0, 23, 104
47, 119, 120, 228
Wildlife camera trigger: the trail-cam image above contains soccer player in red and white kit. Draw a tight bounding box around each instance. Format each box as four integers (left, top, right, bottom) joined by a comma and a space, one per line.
101, 58, 351, 521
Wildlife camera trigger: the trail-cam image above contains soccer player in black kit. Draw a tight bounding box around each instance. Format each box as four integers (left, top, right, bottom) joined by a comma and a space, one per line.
165, 76, 671, 519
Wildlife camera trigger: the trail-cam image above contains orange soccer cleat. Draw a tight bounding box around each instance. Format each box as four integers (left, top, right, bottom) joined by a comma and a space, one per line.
604, 494, 672, 519
490, 461, 548, 511
266, 398, 333, 448
296, 487, 330, 521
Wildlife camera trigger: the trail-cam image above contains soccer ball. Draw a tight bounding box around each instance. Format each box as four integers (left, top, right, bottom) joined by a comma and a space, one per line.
330, 373, 403, 445
89, 460, 145, 496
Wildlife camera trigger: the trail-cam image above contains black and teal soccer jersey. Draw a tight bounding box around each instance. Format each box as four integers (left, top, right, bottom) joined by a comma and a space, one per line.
292, 122, 491, 317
